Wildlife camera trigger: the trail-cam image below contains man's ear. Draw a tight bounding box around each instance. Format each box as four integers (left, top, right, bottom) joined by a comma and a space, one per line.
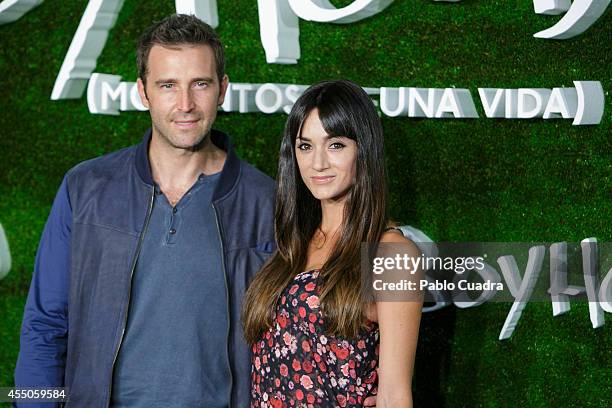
137, 78, 150, 109
217, 74, 229, 106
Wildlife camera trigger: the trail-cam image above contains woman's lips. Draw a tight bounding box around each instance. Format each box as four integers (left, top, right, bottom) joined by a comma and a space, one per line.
310, 175, 335, 184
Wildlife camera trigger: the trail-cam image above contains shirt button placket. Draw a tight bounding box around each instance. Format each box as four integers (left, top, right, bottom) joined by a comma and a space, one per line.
167, 206, 179, 244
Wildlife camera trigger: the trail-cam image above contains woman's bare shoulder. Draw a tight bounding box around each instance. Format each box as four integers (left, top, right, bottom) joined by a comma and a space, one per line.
380, 229, 421, 257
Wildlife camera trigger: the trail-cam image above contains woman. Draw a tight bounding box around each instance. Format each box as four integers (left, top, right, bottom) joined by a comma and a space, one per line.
243, 79, 422, 407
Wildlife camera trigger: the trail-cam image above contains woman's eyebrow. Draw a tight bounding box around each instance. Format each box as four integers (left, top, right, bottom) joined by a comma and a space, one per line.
298, 134, 344, 142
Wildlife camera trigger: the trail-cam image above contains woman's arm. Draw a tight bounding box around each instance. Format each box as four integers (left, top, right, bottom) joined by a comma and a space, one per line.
375, 232, 423, 408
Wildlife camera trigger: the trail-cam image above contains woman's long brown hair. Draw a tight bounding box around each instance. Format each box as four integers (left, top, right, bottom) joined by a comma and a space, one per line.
242, 79, 388, 343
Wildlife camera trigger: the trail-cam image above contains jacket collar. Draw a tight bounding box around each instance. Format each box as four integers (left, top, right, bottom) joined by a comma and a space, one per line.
135, 128, 241, 202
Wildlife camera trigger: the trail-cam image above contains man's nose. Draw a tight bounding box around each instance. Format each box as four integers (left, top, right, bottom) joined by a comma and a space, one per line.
177, 88, 195, 112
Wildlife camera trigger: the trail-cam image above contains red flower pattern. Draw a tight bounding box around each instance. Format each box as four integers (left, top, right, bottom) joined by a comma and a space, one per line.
251, 269, 379, 407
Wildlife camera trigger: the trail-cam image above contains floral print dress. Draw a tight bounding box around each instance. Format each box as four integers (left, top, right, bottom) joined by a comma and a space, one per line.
251, 269, 379, 408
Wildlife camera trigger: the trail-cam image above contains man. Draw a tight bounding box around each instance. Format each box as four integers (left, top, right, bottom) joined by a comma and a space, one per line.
15, 14, 275, 407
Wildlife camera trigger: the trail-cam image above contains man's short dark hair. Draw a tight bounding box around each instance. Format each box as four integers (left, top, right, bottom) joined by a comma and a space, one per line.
137, 14, 225, 86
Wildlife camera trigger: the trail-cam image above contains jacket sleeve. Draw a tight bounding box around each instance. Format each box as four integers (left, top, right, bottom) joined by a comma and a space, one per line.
14, 177, 71, 407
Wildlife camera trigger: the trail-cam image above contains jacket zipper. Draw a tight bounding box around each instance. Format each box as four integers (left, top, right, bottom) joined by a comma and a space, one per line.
106, 187, 155, 406
212, 202, 234, 407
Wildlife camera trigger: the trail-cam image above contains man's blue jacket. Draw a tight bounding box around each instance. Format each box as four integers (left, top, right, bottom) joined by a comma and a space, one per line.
14, 129, 276, 407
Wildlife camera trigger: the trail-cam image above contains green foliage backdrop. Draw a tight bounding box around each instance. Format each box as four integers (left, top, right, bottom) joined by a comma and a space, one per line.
0, 1, 610, 406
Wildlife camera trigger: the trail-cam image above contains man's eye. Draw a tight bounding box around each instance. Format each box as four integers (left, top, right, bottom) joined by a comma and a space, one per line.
297, 143, 311, 151
195, 81, 209, 88
160, 83, 173, 89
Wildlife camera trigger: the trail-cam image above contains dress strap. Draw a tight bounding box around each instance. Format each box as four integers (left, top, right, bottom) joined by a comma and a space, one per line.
384, 226, 400, 232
